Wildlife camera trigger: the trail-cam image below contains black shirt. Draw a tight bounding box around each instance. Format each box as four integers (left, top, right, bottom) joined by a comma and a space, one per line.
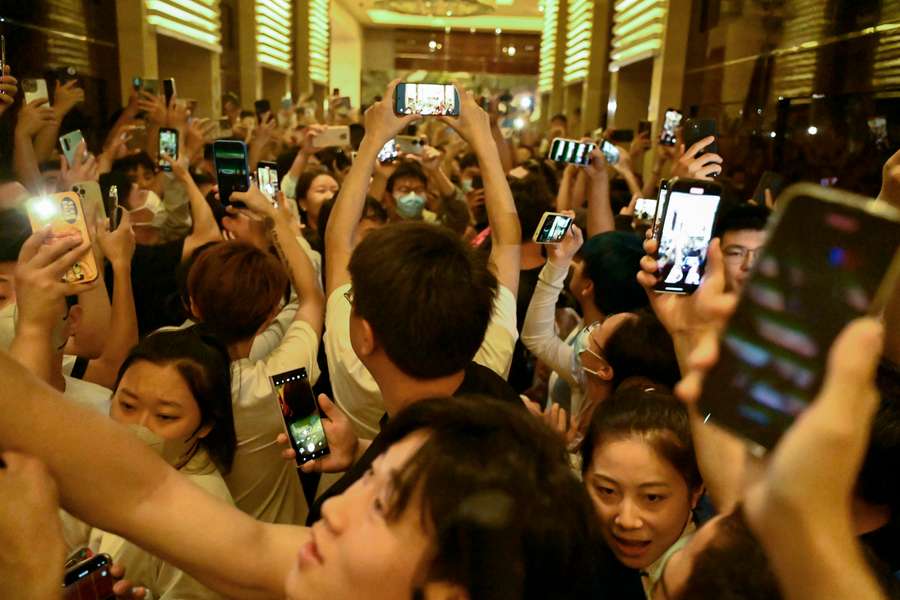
861, 519, 900, 575
128, 238, 187, 336
305, 362, 521, 524
508, 264, 544, 393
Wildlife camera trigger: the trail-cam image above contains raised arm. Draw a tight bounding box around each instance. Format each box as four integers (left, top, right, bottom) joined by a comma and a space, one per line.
32, 80, 84, 162
324, 80, 418, 297
13, 99, 59, 194
555, 164, 578, 212
584, 147, 615, 237
440, 85, 521, 295
165, 154, 222, 260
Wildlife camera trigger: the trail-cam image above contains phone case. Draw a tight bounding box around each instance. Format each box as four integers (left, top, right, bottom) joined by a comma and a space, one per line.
59, 131, 84, 167
25, 192, 99, 284
72, 181, 106, 221
23, 78, 49, 104
312, 126, 350, 148
532, 212, 574, 244
396, 135, 425, 155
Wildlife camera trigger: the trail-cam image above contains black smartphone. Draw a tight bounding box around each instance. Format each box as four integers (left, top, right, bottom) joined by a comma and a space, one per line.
698, 184, 900, 454
158, 127, 178, 171
254, 99, 272, 123
106, 185, 121, 231
660, 109, 683, 146
394, 82, 460, 116
63, 553, 115, 600
532, 212, 574, 244
271, 368, 330, 466
683, 118, 718, 156
752, 171, 786, 205
654, 178, 722, 295
471, 174, 484, 190
163, 78, 176, 107
638, 120, 652, 136
257, 160, 280, 203
651, 179, 669, 238
549, 138, 595, 166
609, 129, 634, 143
213, 140, 250, 207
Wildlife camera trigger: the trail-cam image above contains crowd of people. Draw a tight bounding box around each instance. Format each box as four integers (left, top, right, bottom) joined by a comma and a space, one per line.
0, 56, 898, 600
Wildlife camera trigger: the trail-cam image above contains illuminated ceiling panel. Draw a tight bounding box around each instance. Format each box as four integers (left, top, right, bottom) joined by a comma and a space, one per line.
563, 0, 592, 83
256, 0, 292, 72
310, 0, 330, 84
538, 0, 558, 91
609, 0, 666, 70
146, 0, 222, 52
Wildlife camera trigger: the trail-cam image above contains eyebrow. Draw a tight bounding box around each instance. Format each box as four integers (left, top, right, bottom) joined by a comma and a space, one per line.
118, 388, 182, 409
592, 473, 672, 489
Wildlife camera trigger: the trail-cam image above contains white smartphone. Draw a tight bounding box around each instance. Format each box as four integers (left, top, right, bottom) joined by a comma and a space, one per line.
532, 211, 574, 244
634, 198, 658, 224
396, 135, 426, 155
23, 78, 49, 104
312, 126, 350, 149
59, 130, 85, 166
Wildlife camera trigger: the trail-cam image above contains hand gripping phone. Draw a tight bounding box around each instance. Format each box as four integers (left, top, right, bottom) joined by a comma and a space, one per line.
271, 368, 330, 466
549, 138, 595, 167
532, 212, 574, 244
213, 140, 251, 207
25, 191, 99, 284
394, 82, 460, 116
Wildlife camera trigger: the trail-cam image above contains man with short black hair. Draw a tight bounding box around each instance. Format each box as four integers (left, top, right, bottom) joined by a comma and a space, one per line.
382, 159, 435, 222
713, 203, 770, 293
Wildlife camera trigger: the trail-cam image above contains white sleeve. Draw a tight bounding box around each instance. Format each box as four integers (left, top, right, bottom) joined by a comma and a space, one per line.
282, 172, 298, 200
261, 320, 320, 384
521, 261, 579, 386
248, 301, 298, 361
295, 235, 323, 290
473, 284, 518, 379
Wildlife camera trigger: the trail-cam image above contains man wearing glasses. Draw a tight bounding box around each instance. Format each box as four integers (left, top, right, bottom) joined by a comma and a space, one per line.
714, 204, 771, 294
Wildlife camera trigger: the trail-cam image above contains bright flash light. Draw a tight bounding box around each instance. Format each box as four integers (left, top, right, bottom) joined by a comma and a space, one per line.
807, 125, 818, 135
513, 118, 525, 129
31, 197, 59, 221
769, 131, 777, 138
520, 96, 533, 110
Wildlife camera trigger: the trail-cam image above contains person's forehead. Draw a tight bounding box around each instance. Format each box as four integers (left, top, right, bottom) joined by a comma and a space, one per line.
395, 175, 426, 188
722, 228, 766, 247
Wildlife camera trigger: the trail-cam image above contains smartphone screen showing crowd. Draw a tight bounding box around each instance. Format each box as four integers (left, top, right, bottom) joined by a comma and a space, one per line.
634, 198, 658, 225
158, 127, 178, 172
378, 139, 399, 163
600, 140, 620, 166
213, 140, 250, 208
659, 109, 683, 146
394, 82, 460, 116
651, 180, 669, 238
63, 553, 115, 600
25, 192, 99, 284
699, 184, 900, 454
654, 178, 722, 295
59, 130, 84, 167
311, 126, 350, 149
549, 138, 596, 167
257, 161, 279, 204
532, 212, 574, 244
271, 368, 330, 466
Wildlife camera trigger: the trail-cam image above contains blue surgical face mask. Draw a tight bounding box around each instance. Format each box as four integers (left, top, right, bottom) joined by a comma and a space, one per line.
394, 191, 426, 220
460, 178, 473, 193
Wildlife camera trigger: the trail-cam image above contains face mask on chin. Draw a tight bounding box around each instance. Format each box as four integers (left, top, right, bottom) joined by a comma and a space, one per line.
460, 178, 473, 193
394, 191, 426, 220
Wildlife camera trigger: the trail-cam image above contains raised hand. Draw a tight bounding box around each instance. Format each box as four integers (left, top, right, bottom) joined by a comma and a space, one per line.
96, 211, 136, 269
59, 140, 99, 189
547, 219, 583, 268
276, 394, 360, 473
436, 82, 492, 146
362, 80, 420, 147
0, 65, 18, 117
53, 80, 85, 118
671, 135, 723, 180
16, 99, 59, 138
136, 91, 166, 127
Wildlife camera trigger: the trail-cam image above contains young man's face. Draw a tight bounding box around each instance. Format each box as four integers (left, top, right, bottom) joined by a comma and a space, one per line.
720, 229, 767, 293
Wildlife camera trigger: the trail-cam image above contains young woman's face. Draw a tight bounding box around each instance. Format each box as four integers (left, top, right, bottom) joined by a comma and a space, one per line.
303, 174, 339, 220
586, 435, 698, 570
110, 361, 203, 442
284, 432, 431, 600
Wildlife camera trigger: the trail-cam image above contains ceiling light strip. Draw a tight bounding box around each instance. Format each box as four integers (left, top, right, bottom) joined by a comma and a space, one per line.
609, 0, 665, 70
563, 0, 593, 83
309, 0, 330, 84
538, 0, 558, 91
146, 0, 222, 51
256, 0, 292, 72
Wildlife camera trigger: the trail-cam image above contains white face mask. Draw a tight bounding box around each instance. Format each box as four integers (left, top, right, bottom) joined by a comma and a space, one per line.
129, 190, 166, 228
0, 302, 16, 352
127, 423, 198, 469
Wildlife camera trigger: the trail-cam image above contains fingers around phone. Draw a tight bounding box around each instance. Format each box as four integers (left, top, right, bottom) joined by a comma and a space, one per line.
695, 162, 723, 179
685, 136, 716, 159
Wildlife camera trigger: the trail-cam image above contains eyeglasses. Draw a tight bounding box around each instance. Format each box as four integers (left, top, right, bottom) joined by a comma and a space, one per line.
722, 245, 763, 265
343, 287, 354, 305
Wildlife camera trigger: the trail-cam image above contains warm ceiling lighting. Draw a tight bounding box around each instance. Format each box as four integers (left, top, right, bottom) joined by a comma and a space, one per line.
373, 0, 493, 17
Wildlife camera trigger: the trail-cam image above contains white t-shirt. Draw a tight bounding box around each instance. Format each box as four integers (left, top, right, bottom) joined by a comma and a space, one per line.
224, 319, 320, 525
64, 375, 112, 415
60, 449, 232, 600
324, 282, 518, 439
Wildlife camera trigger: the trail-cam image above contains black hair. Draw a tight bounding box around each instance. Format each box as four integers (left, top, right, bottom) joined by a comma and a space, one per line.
0, 208, 31, 263
113, 326, 237, 474
550, 113, 568, 125
605, 308, 681, 390
580, 386, 701, 492
509, 174, 553, 242
317, 195, 386, 239
348, 222, 497, 379
295, 168, 337, 204
379, 396, 605, 600
190, 171, 217, 188
111, 151, 157, 176
458, 152, 480, 172
222, 92, 240, 107
386, 160, 428, 194
315, 147, 352, 174
713, 203, 771, 238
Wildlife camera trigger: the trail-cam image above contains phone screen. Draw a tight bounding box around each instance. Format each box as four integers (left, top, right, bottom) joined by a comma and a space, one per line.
63, 554, 115, 600
271, 368, 330, 466
600, 140, 620, 165
634, 198, 658, 223
549, 138, 595, 166
699, 193, 900, 452
660, 110, 683, 146
533, 212, 574, 244
257, 162, 280, 202
158, 129, 178, 170
213, 142, 250, 207
651, 181, 669, 238
378, 139, 398, 163
395, 83, 459, 116
25, 192, 98, 284
655, 183, 721, 294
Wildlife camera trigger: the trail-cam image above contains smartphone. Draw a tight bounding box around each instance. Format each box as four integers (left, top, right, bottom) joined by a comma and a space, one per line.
0, 35, 5, 76
59, 130, 85, 167
254, 99, 271, 123
72, 181, 106, 221
549, 138, 595, 166
471, 175, 484, 190
106, 185, 121, 231
660, 109, 683, 146
142, 78, 159, 96
867, 116, 888, 148
638, 120, 652, 136
532, 211, 574, 244
23, 78, 49, 104
332, 96, 351, 111
158, 127, 178, 171
213, 140, 251, 207
698, 184, 900, 454
25, 192, 99, 284
271, 368, 330, 466
64, 547, 94, 571
394, 82, 460, 116
752, 171, 786, 205
609, 129, 634, 143
63, 553, 115, 600
312, 125, 350, 148
396, 135, 425, 155
651, 180, 669, 238
131, 76, 142, 91
378, 139, 399, 163
634, 198, 658, 224
600, 140, 620, 166
257, 160, 280, 203
683, 118, 718, 156
654, 178, 722, 294
163, 78, 176, 107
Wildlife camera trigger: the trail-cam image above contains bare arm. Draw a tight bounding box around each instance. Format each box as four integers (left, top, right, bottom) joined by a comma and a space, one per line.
584, 148, 615, 238
13, 99, 59, 194
165, 156, 222, 261
555, 165, 578, 212
571, 169, 589, 210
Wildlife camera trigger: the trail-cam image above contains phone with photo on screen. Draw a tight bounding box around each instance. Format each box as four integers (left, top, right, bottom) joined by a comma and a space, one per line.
25, 191, 99, 284
378, 139, 399, 163
394, 82, 460, 116
158, 127, 178, 171
23, 78, 49, 104
532, 211, 574, 244
698, 184, 900, 456
549, 138, 596, 166
660, 109, 683, 146
271, 368, 330, 466
257, 160, 279, 204
600, 140, 620, 166
213, 140, 250, 208
653, 177, 722, 295
634, 198, 658, 225
63, 553, 115, 600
